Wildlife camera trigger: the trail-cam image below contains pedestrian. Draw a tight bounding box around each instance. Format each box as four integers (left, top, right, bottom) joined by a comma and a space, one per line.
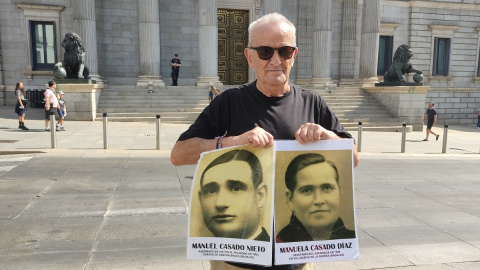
44, 81, 59, 132
171, 53, 181, 86
56, 91, 66, 131
171, 12, 359, 270
212, 87, 220, 100
422, 101, 439, 141
208, 86, 216, 103
14, 82, 29, 130
476, 106, 480, 129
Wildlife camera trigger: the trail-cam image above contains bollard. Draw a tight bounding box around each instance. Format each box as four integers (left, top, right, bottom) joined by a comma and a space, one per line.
401, 122, 406, 153
357, 122, 362, 152
50, 112, 56, 149
156, 115, 161, 150
442, 124, 448, 153
103, 113, 108, 149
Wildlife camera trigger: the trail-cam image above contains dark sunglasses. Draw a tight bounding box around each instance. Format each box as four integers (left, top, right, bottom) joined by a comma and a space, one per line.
249, 46, 296, 60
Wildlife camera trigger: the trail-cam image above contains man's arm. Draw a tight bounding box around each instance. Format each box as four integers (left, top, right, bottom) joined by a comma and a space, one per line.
294, 123, 360, 167
433, 114, 437, 126
422, 113, 427, 124
171, 127, 274, 165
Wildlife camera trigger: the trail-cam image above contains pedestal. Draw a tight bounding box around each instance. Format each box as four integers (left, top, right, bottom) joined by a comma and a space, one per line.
137, 76, 165, 87
55, 83, 102, 121
307, 78, 331, 89
196, 77, 223, 87
363, 85, 430, 131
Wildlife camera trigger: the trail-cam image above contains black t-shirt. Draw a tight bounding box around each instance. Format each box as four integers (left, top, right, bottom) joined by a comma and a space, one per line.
171, 58, 181, 70
177, 81, 352, 270
178, 81, 352, 142
426, 108, 437, 124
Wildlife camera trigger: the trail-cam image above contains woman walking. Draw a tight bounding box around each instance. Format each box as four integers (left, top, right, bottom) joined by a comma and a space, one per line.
14, 82, 29, 130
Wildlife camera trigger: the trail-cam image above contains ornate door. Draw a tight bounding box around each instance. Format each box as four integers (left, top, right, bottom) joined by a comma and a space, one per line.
218, 9, 249, 85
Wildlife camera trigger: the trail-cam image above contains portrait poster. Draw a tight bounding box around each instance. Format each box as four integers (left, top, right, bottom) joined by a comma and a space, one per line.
274, 139, 359, 265
187, 144, 275, 266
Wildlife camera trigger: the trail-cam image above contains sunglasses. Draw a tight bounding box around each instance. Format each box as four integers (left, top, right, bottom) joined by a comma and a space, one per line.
249, 46, 296, 60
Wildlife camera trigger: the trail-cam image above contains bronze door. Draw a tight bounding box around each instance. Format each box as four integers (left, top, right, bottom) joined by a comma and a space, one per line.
218, 9, 249, 85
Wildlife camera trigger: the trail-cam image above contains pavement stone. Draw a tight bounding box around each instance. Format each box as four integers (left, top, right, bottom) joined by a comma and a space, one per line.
0, 105, 479, 270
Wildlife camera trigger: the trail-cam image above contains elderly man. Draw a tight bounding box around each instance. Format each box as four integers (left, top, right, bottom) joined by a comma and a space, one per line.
172, 12, 359, 270
198, 149, 269, 241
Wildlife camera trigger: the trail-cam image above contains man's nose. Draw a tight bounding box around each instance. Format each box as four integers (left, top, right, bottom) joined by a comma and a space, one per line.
269, 50, 282, 65
215, 189, 229, 209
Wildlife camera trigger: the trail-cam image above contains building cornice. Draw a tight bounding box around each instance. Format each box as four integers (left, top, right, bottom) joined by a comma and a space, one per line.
381, 0, 480, 11
16, 4, 65, 12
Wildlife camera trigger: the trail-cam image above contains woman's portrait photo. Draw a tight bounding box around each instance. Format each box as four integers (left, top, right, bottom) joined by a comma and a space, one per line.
275, 150, 356, 243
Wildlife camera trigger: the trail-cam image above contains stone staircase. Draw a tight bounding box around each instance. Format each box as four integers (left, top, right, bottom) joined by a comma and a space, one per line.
96, 85, 412, 132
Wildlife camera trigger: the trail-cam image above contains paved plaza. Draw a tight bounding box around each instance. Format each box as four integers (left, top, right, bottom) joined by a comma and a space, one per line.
1, 106, 479, 270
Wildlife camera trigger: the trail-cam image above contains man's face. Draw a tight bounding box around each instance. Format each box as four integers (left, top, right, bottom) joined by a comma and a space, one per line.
244, 21, 297, 92
199, 160, 264, 239
428, 102, 434, 109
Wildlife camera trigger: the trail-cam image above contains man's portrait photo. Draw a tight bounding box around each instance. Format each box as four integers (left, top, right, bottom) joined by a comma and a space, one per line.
274, 150, 356, 243
189, 146, 273, 241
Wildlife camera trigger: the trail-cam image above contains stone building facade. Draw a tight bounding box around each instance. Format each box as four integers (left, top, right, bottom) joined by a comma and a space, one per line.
0, 0, 479, 125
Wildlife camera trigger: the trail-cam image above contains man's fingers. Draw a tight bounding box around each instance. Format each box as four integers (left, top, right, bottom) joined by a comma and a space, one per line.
247, 127, 274, 148
295, 123, 325, 144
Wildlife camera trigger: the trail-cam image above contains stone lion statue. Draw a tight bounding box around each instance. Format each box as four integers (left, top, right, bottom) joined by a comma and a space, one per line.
55, 32, 90, 79
384, 44, 421, 83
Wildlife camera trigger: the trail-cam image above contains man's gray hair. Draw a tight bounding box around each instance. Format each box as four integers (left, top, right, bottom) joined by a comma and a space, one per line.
248, 12, 296, 47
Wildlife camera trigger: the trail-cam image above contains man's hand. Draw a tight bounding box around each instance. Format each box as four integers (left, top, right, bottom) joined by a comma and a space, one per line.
244, 126, 274, 148
224, 126, 274, 149
171, 127, 274, 166
294, 123, 339, 144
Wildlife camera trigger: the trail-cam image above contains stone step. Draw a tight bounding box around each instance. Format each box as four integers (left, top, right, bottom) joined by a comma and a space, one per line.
96, 85, 407, 132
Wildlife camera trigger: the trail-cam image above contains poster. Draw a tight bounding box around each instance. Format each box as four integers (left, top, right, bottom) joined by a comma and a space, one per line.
274, 139, 358, 265
187, 139, 358, 267
187, 144, 275, 266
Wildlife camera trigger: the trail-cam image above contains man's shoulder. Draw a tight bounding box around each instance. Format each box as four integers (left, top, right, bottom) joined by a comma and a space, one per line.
290, 84, 324, 101
220, 83, 254, 96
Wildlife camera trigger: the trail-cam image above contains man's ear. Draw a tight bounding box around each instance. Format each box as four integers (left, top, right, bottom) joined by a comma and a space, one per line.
198, 190, 202, 203
245, 48, 254, 67
256, 183, 267, 208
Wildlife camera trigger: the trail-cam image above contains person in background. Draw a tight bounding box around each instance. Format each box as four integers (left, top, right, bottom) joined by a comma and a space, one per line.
476, 107, 480, 130
213, 87, 221, 99
171, 53, 181, 86
422, 101, 439, 141
44, 81, 59, 132
208, 86, 216, 103
56, 91, 66, 131
14, 82, 29, 130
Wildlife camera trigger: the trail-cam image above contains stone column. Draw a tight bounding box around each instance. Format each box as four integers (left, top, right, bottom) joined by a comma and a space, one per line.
263, 0, 281, 14
73, 0, 101, 83
196, 0, 222, 86
137, 0, 165, 87
359, 0, 380, 85
309, 0, 332, 89
295, 0, 313, 86
339, 0, 358, 85
0, 42, 4, 105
